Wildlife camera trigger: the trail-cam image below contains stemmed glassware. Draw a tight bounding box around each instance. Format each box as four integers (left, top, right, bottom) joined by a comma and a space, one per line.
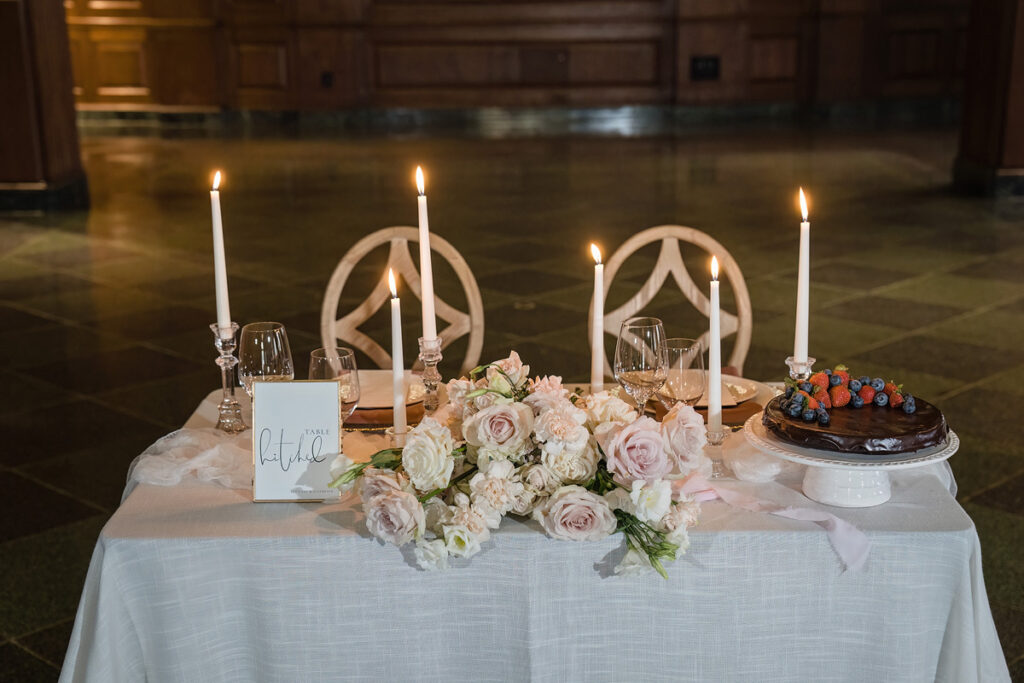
309, 347, 360, 423
238, 322, 294, 397
614, 316, 668, 414
657, 337, 707, 410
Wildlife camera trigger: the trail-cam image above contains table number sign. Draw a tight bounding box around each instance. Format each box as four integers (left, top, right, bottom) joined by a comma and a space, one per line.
252, 380, 341, 502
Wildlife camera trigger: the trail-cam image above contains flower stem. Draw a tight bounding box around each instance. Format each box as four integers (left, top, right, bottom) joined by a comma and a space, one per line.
418, 465, 478, 504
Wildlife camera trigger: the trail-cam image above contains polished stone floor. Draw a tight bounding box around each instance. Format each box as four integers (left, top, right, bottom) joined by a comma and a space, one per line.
1, 127, 1023, 680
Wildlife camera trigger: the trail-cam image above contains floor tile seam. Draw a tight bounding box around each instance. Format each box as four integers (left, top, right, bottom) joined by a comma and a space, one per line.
845, 295, 1024, 360
958, 462, 1024, 505
13, 617, 74, 641
7, 467, 114, 515
935, 358, 1024, 403
5, 638, 60, 671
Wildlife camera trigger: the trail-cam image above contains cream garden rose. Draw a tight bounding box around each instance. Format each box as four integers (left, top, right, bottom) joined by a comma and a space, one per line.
580, 390, 637, 430
401, 417, 455, 492
597, 416, 673, 485
535, 485, 617, 542
463, 402, 534, 463
365, 490, 425, 546
660, 403, 707, 474
541, 439, 598, 484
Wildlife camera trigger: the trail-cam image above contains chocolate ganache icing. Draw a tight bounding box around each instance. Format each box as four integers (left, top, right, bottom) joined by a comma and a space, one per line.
761, 395, 948, 455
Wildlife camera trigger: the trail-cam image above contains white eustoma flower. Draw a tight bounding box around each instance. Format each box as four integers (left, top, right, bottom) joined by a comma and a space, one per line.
401, 417, 455, 492
443, 524, 483, 558
629, 479, 672, 523
413, 538, 449, 571
602, 487, 635, 515
614, 548, 653, 577
328, 453, 357, 493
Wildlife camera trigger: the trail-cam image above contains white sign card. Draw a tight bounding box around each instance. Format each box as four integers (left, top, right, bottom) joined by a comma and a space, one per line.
252, 380, 341, 502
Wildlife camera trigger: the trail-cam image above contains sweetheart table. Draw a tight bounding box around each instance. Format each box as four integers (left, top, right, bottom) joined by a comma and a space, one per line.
60, 387, 1010, 683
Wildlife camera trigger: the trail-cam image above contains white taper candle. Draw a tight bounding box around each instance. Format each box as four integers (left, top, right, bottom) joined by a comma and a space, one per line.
794, 187, 810, 363
708, 256, 722, 432
389, 270, 407, 436
415, 167, 438, 341
210, 171, 232, 337
590, 243, 604, 393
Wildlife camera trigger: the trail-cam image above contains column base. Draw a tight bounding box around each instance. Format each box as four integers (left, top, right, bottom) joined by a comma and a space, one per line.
0, 173, 90, 211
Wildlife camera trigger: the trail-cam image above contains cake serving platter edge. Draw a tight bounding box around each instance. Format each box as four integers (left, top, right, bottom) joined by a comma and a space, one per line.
742, 412, 959, 507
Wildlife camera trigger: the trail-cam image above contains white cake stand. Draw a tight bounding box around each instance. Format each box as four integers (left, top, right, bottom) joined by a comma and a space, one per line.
743, 413, 959, 508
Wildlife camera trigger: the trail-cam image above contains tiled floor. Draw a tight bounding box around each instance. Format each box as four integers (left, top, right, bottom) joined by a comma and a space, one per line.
1, 127, 1023, 679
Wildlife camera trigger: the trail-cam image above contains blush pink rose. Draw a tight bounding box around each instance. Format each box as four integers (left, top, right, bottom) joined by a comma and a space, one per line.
597, 415, 672, 485
364, 490, 424, 546
535, 485, 617, 542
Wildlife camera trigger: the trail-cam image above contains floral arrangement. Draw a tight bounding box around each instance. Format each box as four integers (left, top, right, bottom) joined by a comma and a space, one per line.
330, 352, 709, 577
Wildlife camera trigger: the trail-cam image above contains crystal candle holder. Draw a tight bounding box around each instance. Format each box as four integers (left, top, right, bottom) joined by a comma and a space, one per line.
386, 426, 409, 449
210, 322, 247, 434
785, 356, 816, 381
418, 336, 443, 413
705, 427, 730, 479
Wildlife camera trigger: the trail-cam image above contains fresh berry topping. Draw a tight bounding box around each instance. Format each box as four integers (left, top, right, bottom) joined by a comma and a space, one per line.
884, 381, 902, 396
858, 386, 876, 403
824, 368, 832, 376
902, 401, 916, 414
785, 386, 794, 398
833, 370, 850, 386
889, 392, 904, 408
848, 379, 863, 392
874, 392, 889, 407
829, 374, 842, 387
858, 376, 871, 385
799, 382, 813, 393
850, 394, 865, 408
802, 409, 816, 421
787, 402, 803, 417
806, 397, 820, 411
870, 378, 885, 391
808, 372, 830, 390
812, 387, 831, 409
817, 412, 830, 425
829, 385, 851, 407
834, 364, 849, 372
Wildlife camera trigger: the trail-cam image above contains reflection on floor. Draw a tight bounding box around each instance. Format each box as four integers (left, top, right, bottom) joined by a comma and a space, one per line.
1, 128, 1023, 679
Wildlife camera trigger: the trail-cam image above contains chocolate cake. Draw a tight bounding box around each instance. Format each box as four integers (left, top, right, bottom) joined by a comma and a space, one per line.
761, 395, 948, 455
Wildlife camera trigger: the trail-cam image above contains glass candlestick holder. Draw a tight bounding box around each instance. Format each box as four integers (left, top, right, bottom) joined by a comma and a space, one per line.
210, 322, 247, 434
418, 336, 443, 413
785, 356, 816, 381
705, 426, 730, 478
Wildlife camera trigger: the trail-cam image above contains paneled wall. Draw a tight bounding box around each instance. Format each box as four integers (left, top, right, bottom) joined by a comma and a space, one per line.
64, 0, 969, 111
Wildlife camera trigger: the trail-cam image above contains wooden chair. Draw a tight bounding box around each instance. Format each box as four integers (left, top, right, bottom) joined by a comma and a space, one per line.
321, 227, 484, 375
592, 225, 752, 378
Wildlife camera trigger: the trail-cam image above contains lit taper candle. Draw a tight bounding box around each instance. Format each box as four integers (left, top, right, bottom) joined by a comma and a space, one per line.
415, 167, 438, 341
794, 188, 810, 363
590, 243, 604, 393
209, 171, 232, 338
389, 269, 407, 437
708, 256, 722, 433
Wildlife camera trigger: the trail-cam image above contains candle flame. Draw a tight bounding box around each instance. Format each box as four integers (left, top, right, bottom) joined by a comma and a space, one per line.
415, 166, 425, 195
388, 269, 397, 298
590, 243, 602, 265
212, 171, 221, 191
711, 255, 719, 281
799, 187, 808, 221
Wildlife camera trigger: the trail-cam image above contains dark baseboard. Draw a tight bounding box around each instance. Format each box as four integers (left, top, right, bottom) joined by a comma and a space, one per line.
953, 157, 1024, 198
0, 174, 90, 211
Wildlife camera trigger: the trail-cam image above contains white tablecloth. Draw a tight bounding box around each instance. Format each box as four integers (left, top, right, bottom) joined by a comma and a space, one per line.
60, 392, 1010, 683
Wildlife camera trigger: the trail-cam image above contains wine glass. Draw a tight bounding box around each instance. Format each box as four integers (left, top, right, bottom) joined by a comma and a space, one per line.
614, 316, 668, 414
657, 337, 707, 409
309, 347, 360, 422
238, 322, 294, 397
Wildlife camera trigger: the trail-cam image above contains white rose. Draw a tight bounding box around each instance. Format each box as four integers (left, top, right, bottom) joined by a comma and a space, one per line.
463, 402, 535, 463
401, 417, 455, 492
443, 524, 483, 558
541, 439, 598, 484
364, 490, 425, 546
581, 390, 637, 430
413, 538, 449, 571
629, 479, 672, 523
660, 403, 707, 474
534, 485, 617, 542
468, 460, 523, 527
508, 487, 537, 516
518, 463, 562, 496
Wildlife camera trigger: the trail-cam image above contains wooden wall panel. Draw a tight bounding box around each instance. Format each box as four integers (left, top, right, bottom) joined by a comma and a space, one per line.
62, 0, 972, 111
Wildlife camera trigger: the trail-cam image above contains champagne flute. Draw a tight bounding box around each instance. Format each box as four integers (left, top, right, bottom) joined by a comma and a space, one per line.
309, 347, 360, 422
657, 337, 707, 409
238, 322, 294, 397
614, 316, 668, 414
